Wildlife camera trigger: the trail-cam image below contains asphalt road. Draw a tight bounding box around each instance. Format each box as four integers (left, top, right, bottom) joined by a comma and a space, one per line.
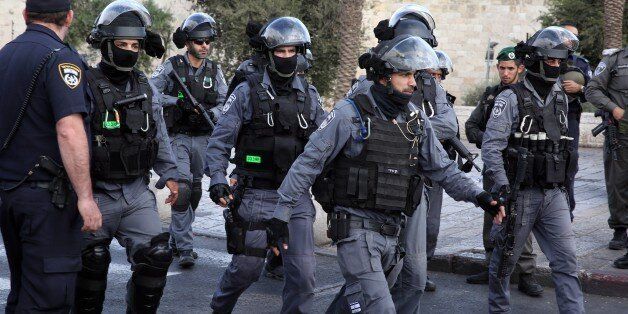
0, 235, 625, 313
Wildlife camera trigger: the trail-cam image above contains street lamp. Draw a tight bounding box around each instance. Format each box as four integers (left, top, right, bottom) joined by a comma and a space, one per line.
485, 40, 499, 86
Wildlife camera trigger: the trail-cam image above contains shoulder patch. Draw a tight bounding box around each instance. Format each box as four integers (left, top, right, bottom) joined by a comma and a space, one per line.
492, 98, 507, 118
594, 62, 606, 76
222, 93, 236, 114
58, 63, 81, 89
318, 110, 335, 130
151, 65, 165, 78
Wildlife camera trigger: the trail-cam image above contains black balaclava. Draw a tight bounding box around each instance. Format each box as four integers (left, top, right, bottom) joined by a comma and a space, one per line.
371, 81, 412, 120
268, 54, 298, 95
527, 61, 560, 99
99, 61, 131, 89
101, 12, 142, 72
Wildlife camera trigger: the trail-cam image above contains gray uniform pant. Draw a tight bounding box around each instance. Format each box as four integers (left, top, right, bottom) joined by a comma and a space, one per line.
482, 172, 537, 274
327, 226, 401, 314
210, 189, 316, 314
604, 133, 628, 229
390, 189, 429, 314
86, 187, 162, 264
169, 133, 210, 251
488, 188, 584, 313
425, 182, 443, 260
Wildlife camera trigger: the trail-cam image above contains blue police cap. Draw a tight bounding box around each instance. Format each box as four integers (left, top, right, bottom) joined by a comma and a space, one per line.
26, 0, 71, 13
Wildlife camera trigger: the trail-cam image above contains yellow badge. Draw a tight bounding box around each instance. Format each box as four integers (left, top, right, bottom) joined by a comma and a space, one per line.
58, 63, 81, 89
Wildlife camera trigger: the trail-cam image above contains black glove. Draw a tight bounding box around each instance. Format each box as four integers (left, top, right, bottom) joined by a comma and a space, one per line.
477, 191, 500, 217
145, 30, 165, 58
266, 218, 289, 252
460, 161, 474, 173
209, 183, 231, 205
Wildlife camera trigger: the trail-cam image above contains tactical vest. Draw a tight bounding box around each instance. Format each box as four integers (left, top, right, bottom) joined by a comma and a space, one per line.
503, 82, 574, 189
232, 73, 318, 189
416, 71, 438, 117
329, 94, 424, 215
86, 68, 158, 181
163, 55, 219, 134
480, 85, 503, 129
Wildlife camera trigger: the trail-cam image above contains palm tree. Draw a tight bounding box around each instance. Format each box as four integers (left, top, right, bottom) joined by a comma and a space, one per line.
603, 0, 625, 49
332, 0, 365, 103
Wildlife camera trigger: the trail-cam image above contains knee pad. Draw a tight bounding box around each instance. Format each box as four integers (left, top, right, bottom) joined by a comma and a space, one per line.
128, 233, 173, 313
172, 180, 191, 212
190, 180, 202, 210
75, 242, 111, 313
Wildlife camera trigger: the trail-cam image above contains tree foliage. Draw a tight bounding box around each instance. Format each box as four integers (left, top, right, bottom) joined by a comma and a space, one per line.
67, 0, 173, 73
197, 0, 342, 97
539, 0, 627, 66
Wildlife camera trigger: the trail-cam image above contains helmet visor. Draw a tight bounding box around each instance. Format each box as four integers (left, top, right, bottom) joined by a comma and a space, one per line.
261, 17, 311, 49
529, 26, 579, 59
389, 4, 435, 31
95, 0, 152, 27
182, 13, 217, 39
434, 50, 453, 73
380, 36, 439, 72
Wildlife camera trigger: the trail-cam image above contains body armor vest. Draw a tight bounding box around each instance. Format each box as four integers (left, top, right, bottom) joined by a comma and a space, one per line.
330, 94, 424, 215
480, 85, 504, 130
504, 82, 574, 188
86, 68, 158, 181
163, 55, 219, 134
232, 73, 317, 189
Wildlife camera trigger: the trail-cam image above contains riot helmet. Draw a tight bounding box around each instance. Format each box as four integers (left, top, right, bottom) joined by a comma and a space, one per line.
389, 4, 438, 47
87, 0, 154, 72
259, 17, 311, 78
296, 49, 314, 73
360, 35, 439, 81
172, 13, 218, 49
433, 50, 453, 79
516, 26, 579, 81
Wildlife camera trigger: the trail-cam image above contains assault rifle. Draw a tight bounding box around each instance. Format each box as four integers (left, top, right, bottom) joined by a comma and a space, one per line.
170, 70, 215, 129
497, 146, 528, 279
591, 109, 619, 161
444, 137, 482, 172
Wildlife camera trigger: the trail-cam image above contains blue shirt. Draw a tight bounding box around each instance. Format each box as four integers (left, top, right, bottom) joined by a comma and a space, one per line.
0, 24, 90, 182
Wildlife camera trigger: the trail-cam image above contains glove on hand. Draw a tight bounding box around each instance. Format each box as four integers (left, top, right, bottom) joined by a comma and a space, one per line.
266, 218, 289, 252
209, 183, 231, 205
477, 191, 500, 217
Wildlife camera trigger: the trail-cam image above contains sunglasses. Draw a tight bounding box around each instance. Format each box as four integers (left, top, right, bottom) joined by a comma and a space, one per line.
192, 39, 212, 45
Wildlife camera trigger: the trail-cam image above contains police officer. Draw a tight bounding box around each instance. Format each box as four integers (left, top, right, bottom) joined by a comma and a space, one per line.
0, 1, 102, 311
465, 47, 543, 297
151, 12, 227, 268
585, 45, 628, 268
482, 27, 585, 313
560, 23, 592, 220
273, 35, 500, 313
73, 1, 179, 312
205, 17, 326, 313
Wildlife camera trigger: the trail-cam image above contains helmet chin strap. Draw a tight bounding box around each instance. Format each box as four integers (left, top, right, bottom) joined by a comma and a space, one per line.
267, 51, 295, 78
102, 41, 135, 72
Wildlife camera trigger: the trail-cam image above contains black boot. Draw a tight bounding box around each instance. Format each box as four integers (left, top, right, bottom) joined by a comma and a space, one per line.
614, 251, 628, 269
425, 276, 436, 292
609, 228, 627, 250
466, 270, 489, 284
518, 273, 543, 297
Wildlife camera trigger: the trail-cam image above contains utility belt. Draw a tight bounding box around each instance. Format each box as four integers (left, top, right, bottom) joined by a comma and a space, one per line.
1, 156, 74, 209
327, 212, 404, 242
506, 133, 576, 189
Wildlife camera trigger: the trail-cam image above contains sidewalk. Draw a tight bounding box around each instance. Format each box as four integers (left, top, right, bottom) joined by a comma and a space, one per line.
159, 147, 627, 298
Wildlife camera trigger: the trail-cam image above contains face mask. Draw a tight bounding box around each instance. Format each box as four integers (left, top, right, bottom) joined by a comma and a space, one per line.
101, 42, 140, 71
270, 53, 298, 77
541, 61, 561, 79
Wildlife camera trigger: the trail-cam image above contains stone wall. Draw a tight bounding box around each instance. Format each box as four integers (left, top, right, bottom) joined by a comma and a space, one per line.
362, 0, 549, 103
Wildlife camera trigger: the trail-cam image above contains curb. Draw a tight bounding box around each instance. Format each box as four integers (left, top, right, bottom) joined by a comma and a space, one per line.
428, 254, 628, 298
